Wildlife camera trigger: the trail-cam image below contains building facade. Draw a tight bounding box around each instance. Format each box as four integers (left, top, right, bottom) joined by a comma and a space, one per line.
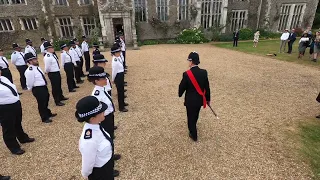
0, 0, 318, 49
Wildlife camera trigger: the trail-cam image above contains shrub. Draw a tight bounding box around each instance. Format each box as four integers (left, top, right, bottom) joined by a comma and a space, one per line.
258, 28, 281, 39
209, 25, 225, 41
53, 39, 70, 51
166, 39, 177, 44
219, 33, 234, 42
176, 28, 209, 44
239, 28, 254, 40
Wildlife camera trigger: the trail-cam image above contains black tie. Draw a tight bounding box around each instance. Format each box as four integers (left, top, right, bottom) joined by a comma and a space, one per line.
104, 88, 115, 112
99, 125, 114, 153
52, 54, 60, 69
0, 79, 17, 96
2, 57, 9, 68
37, 67, 47, 85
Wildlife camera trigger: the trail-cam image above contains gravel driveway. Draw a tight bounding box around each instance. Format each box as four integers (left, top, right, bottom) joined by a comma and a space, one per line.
0, 44, 318, 179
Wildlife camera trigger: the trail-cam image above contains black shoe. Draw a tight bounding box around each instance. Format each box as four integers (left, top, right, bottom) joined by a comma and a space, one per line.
316, 115, 320, 119
113, 170, 120, 177
114, 126, 118, 130
77, 80, 84, 84
43, 119, 52, 123
0, 174, 11, 180
56, 102, 65, 106
124, 82, 127, 84
11, 149, 25, 155
124, 103, 128, 106
312, 59, 317, 62
20, 137, 35, 144
74, 86, 80, 88
113, 154, 121, 161
124, 84, 127, 87
18, 92, 23, 95
22, 87, 28, 90
119, 108, 128, 112
61, 97, 69, 101
189, 133, 197, 142
50, 113, 57, 117
69, 89, 76, 92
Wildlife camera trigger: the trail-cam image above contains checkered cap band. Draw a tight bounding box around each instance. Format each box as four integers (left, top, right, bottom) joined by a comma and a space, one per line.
78, 103, 102, 118
93, 59, 106, 62
88, 72, 106, 77
111, 48, 121, 53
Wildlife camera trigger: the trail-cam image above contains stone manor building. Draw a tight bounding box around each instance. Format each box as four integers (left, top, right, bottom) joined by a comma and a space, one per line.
0, 0, 318, 49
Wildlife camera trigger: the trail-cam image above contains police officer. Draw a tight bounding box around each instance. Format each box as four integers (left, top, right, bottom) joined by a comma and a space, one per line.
0, 66, 35, 155
118, 33, 127, 69
11, 43, 27, 90
92, 43, 100, 58
40, 37, 47, 56
178, 52, 211, 141
61, 44, 78, 92
24, 38, 37, 57
0, 49, 12, 83
76, 96, 120, 179
81, 35, 90, 72
24, 53, 57, 123
111, 45, 128, 112
43, 41, 67, 106
92, 54, 112, 96
74, 38, 85, 77
69, 40, 83, 84
113, 41, 128, 86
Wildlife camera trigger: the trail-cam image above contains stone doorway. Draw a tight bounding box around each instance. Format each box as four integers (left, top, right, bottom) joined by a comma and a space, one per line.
113, 18, 124, 37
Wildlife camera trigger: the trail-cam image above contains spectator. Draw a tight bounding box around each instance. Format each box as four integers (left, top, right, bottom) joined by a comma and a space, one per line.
312, 31, 320, 62
287, 29, 297, 54
279, 29, 290, 53
309, 32, 315, 59
253, 30, 260, 48
298, 32, 309, 59
233, 29, 239, 47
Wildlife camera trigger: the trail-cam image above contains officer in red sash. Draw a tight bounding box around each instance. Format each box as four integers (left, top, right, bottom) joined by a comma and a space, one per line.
178, 51, 210, 141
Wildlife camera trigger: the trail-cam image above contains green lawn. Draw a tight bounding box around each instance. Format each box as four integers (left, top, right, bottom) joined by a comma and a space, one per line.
213, 40, 320, 67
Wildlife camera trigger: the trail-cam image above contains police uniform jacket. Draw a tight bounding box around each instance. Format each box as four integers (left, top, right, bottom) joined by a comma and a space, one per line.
0, 76, 19, 105
92, 86, 114, 116
24, 45, 37, 57
44, 52, 60, 73
111, 55, 124, 82
40, 43, 46, 55
105, 75, 112, 92
61, 50, 76, 67
120, 39, 126, 51
79, 123, 113, 178
69, 47, 80, 62
81, 41, 89, 52
11, 51, 26, 66
178, 66, 211, 107
24, 65, 47, 90
0, 56, 10, 69
75, 45, 83, 57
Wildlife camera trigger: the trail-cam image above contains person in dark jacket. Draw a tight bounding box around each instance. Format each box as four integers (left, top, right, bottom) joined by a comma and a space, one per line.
233, 29, 240, 47
178, 51, 211, 141
287, 29, 297, 54
92, 43, 100, 58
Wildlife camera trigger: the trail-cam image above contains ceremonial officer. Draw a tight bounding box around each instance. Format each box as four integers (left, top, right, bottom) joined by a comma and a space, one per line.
111, 45, 128, 112
24, 38, 37, 57
178, 52, 211, 141
61, 44, 78, 92
76, 96, 120, 179
0, 49, 12, 83
40, 37, 47, 56
92, 54, 112, 96
24, 53, 57, 123
43, 41, 67, 106
0, 66, 35, 155
11, 43, 27, 90
69, 40, 83, 84
92, 43, 100, 58
74, 38, 85, 77
81, 35, 90, 72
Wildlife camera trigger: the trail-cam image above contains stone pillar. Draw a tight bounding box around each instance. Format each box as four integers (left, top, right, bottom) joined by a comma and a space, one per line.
104, 16, 114, 47
130, 10, 139, 50
123, 16, 133, 45
194, 0, 202, 28
221, 0, 228, 33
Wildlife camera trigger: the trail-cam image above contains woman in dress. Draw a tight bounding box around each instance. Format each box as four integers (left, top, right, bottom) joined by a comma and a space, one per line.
298, 32, 310, 59
253, 30, 260, 48
313, 31, 320, 62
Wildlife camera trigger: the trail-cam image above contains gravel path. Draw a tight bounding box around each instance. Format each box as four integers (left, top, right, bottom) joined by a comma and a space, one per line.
0, 44, 318, 179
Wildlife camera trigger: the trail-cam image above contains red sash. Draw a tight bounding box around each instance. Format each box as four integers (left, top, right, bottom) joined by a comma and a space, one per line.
186, 70, 206, 108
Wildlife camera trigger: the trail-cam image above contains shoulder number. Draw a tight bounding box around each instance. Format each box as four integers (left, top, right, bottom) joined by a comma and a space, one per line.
29, 66, 33, 70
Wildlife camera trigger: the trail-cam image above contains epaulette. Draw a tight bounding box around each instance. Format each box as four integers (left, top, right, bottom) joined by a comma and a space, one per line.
114, 58, 117, 62
47, 54, 50, 57
84, 129, 92, 139
94, 90, 99, 96
29, 66, 33, 70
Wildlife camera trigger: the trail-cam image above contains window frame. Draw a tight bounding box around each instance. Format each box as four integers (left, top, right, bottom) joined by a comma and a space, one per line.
134, 0, 148, 22
0, 0, 26, 5
178, 0, 189, 21
200, 0, 224, 29
81, 16, 96, 36
20, 17, 38, 30
156, 0, 169, 21
54, 0, 69, 6
277, 3, 306, 31
57, 17, 74, 38
0, 18, 14, 32
230, 9, 248, 32
78, 0, 93, 6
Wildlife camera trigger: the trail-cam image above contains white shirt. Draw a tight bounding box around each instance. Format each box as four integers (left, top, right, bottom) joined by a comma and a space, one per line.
92, 85, 114, 116
0, 56, 10, 69
24, 45, 37, 57
120, 38, 126, 51
299, 37, 309, 43
79, 123, 112, 178
75, 45, 83, 57
111, 56, 124, 81
0, 76, 19, 105
69, 47, 80, 62
280, 32, 290, 40
44, 52, 60, 73
61, 50, 76, 67
11, 51, 26, 66
81, 41, 89, 52
40, 43, 46, 55
105, 76, 112, 92
24, 65, 47, 90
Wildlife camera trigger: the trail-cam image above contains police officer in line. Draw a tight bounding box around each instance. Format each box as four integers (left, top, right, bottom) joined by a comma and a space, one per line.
69, 40, 84, 84
0, 66, 35, 155
118, 33, 127, 69
40, 37, 47, 56
111, 45, 128, 112
43, 41, 68, 106
92, 54, 112, 96
24, 53, 57, 123
60, 44, 78, 92
178, 52, 211, 141
24, 38, 37, 57
76, 96, 120, 179
11, 43, 27, 90
0, 49, 13, 83
81, 35, 90, 72
113, 41, 128, 86
73, 38, 85, 77
92, 43, 100, 58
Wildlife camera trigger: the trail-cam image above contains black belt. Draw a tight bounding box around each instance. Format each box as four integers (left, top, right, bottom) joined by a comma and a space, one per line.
33, 85, 46, 88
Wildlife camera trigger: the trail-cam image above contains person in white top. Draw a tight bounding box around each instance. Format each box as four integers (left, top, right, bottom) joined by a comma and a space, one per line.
60, 44, 78, 92
0, 66, 34, 155
69, 40, 84, 84
92, 54, 112, 96
40, 37, 47, 56
298, 32, 310, 59
76, 96, 119, 179
119, 33, 127, 69
74, 38, 85, 77
11, 43, 27, 90
24, 38, 37, 57
81, 35, 90, 72
280, 29, 290, 53
0, 49, 13, 83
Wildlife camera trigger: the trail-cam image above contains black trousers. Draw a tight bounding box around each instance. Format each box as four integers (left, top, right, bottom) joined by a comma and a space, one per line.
186, 106, 202, 139
233, 39, 238, 47
122, 51, 126, 68
115, 72, 125, 110
79, 56, 84, 76
88, 159, 114, 180
48, 71, 64, 104
74, 61, 82, 82
101, 113, 114, 139
1, 68, 13, 83
32, 86, 52, 121
0, 101, 29, 152
16, 65, 28, 89
64, 63, 76, 91
288, 41, 295, 53
84, 51, 90, 72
